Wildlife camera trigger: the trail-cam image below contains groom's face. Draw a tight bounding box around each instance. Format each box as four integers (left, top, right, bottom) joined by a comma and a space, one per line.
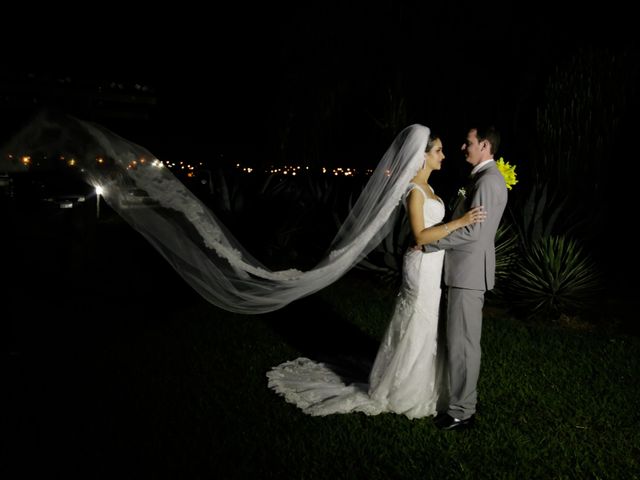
461, 129, 483, 167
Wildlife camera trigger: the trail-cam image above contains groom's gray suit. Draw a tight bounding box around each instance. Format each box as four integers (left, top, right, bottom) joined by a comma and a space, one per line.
426, 160, 507, 420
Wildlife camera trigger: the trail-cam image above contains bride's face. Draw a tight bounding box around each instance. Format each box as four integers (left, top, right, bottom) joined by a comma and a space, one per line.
424, 138, 445, 171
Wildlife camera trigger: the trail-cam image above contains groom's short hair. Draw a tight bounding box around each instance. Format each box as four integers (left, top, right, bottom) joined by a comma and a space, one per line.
474, 125, 500, 156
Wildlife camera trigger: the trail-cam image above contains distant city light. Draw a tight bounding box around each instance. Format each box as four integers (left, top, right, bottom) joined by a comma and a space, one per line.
160, 159, 371, 178
256, 164, 363, 177
7, 151, 368, 179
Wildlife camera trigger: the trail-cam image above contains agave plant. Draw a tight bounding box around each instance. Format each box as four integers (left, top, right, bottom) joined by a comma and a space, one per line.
507, 235, 601, 319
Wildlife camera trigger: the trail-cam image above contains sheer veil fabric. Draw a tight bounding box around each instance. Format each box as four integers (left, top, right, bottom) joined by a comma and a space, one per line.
2, 113, 431, 314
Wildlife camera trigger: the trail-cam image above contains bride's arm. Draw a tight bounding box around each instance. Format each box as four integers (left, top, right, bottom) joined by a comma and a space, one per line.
407, 189, 485, 246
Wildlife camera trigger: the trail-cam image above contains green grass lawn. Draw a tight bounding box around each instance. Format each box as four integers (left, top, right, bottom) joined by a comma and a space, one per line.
4, 216, 640, 479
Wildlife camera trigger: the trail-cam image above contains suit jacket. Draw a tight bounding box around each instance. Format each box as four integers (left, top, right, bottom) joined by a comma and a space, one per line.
427, 161, 508, 291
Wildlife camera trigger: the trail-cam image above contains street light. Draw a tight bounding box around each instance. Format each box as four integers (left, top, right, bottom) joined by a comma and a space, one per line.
95, 185, 104, 219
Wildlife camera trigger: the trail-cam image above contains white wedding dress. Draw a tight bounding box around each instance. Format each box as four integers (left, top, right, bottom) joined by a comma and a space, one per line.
267, 183, 448, 418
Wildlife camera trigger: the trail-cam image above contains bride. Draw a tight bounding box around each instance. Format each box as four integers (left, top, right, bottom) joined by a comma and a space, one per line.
267, 133, 485, 418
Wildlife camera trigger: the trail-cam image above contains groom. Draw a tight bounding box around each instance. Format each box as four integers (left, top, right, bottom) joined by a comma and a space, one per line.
425, 125, 507, 431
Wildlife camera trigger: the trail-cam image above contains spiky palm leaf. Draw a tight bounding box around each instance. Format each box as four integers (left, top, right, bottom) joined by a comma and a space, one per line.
508, 235, 601, 319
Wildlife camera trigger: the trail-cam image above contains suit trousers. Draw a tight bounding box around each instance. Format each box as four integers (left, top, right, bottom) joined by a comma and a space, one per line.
446, 286, 485, 420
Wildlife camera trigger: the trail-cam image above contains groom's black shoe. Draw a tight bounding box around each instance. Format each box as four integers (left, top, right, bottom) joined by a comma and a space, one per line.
435, 414, 475, 431
433, 412, 450, 427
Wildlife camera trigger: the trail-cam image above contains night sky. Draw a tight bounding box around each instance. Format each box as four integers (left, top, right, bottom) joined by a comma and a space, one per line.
4, 4, 637, 168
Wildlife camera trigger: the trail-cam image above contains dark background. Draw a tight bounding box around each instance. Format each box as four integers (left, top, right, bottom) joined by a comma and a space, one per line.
3, 3, 636, 161
2, 5, 639, 477
1, 3, 639, 282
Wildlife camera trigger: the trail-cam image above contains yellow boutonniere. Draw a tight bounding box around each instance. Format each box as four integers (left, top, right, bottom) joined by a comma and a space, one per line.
496, 157, 518, 190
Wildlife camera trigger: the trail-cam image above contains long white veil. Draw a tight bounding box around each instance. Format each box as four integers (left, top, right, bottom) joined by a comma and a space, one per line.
2, 113, 430, 313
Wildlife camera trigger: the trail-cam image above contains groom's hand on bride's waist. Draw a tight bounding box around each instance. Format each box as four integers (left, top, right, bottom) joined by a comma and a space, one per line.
410, 243, 439, 253
422, 244, 439, 253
